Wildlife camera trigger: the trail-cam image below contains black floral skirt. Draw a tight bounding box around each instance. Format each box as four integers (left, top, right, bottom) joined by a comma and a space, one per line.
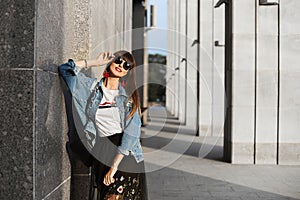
90, 133, 148, 200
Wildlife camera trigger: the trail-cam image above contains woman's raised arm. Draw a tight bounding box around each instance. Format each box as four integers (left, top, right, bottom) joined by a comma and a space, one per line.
75, 52, 115, 69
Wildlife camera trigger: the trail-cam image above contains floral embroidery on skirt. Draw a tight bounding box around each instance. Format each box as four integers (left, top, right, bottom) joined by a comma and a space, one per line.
104, 174, 142, 200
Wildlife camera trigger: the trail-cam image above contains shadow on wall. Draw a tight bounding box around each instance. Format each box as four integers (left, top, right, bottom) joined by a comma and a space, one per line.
59, 69, 94, 200
35, 62, 70, 200
60, 79, 93, 167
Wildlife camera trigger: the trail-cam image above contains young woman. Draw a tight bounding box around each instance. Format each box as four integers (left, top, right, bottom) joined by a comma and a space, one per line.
59, 50, 147, 200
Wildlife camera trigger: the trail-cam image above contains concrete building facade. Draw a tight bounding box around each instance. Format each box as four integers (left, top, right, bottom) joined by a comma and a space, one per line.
0, 0, 147, 199
166, 0, 300, 165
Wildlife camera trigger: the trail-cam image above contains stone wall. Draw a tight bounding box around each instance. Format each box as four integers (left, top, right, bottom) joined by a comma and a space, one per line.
0, 0, 133, 199
0, 0, 35, 199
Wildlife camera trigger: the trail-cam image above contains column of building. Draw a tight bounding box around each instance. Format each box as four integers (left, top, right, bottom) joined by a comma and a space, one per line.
230, 0, 257, 164
166, 0, 175, 114
167, 0, 300, 164
0, 0, 135, 199
177, 0, 188, 124
199, 0, 214, 136
255, 1, 278, 164
230, 0, 300, 165
278, 0, 300, 165
183, 0, 198, 130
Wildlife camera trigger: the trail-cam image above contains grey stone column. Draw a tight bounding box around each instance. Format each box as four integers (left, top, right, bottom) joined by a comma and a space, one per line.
35, 0, 91, 199
0, 0, 91, 199
1, 0, 136, 199
0, 1, 35, 199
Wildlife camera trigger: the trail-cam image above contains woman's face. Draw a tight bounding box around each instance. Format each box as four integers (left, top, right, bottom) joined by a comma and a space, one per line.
109, 56, 131, 78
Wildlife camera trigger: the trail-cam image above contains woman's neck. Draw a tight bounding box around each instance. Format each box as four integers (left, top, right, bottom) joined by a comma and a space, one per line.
104, 77, 119, 90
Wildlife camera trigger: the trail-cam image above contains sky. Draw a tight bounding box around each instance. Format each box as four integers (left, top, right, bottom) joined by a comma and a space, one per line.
147, 0, 168, 55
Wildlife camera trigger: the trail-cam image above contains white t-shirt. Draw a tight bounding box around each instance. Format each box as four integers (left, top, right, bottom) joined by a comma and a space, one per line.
95, 85, 122, 137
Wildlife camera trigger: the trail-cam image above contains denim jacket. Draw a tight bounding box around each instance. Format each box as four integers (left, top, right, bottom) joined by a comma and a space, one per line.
58, 59, 144, 163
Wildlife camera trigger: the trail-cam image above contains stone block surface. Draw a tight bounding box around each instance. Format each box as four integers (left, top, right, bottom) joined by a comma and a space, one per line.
280, 36, 300, 72
255, 143, 277, 164
256, 107, 277, 142
232, 34, 256, 71
0, 1, 35, 68
36, 0, 91, 70
231, 106, 255, 142
232, 70, 255, 107
90, 0, 116, 56
35, 0, 65, 71
70, 175, 90, 200
257, 5, 278, 35
35, 70, 71, 199
256, 71, 278, 108
279, 107, 300, 142
232, 0, 255, 34
232, 143, 254, 164
257, 36, 278, 70
279, 143, 300, 165
280, 0, 300, 35
40, 178, 71, 200
124, 1, 133, 50
0, 70, 34, 200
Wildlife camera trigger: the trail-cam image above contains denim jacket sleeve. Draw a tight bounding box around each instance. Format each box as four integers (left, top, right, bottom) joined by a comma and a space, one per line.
58, 59, 83, 92
58, 59, 98, 150
118, 109, 142, 156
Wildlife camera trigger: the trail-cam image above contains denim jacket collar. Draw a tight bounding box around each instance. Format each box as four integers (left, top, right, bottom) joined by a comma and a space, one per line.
97, 78, 128, 97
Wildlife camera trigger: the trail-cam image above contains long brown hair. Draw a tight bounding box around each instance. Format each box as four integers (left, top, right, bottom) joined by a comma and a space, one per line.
105, 50, 141, 119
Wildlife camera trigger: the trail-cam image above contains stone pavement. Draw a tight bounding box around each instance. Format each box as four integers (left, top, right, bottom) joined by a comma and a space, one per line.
141, 106, 300, 200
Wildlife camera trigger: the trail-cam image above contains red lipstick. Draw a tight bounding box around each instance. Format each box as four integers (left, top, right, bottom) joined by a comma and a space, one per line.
115, 67, 122, 72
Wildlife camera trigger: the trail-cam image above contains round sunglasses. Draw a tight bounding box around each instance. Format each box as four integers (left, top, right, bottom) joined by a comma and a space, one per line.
113, 56, 133, 71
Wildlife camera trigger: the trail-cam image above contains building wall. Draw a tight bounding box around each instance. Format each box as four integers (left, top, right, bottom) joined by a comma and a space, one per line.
231, 0, 256, 164
255, 0, 278, 164
166, 0, 198, 130
278, 0, 300, 165
89, 0, 133, 77
0, 0, 133, 199
0, 0, 35, 199
166, 0, 300, 165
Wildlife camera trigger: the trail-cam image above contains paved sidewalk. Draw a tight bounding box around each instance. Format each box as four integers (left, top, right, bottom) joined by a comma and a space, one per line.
141, 106, 300, 200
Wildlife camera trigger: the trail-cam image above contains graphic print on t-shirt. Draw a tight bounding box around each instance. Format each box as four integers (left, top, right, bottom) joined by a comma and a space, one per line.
95, 85, 122, 137
99, 100, 116, 108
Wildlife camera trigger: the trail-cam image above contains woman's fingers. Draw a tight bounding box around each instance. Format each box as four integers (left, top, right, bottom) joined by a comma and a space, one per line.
96, 52, 114, 66
103, 167, 116, 186
103, 174, 115, 186
107, 52, 115, 60
102, 52, 112, 59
